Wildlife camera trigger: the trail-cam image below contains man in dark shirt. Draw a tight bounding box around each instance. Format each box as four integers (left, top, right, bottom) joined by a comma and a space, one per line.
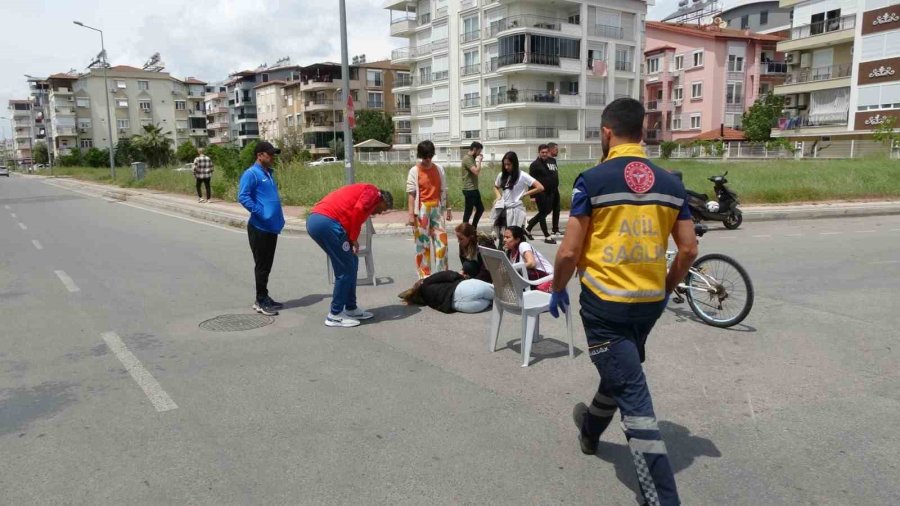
548, 142, 562, 237
525, 144, 559, 244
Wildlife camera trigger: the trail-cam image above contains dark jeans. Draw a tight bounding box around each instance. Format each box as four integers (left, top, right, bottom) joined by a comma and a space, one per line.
462, 189, 484, 226
248, 223, 278, 301
526, 189, 560, 237
195, 178, 211, 199
306, 213, 359, 315
578, 304, 680, 506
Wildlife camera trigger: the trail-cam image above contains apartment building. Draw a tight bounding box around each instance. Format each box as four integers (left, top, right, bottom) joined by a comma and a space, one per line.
224, 63, 302, 147
256, 80, 287, 142
46, 72, 79, 157
205, 81, 231, 145
643, 21, 784, 143
721, 1, 792, 34
772, 0, 900, 140
8, 100, 35, 165
26, 77, 52, 161
385, 0, 649, 161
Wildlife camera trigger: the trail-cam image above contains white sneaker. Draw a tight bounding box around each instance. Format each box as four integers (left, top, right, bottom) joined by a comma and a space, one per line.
325, 313, 360, 327
342, 307, 374, 320
198, 198, 204, 203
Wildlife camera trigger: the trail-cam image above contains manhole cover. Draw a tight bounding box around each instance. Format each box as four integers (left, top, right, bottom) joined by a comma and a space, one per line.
199, 314, 275, 332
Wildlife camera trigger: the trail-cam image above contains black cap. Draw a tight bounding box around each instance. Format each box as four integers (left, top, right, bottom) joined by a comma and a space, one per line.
254, 141, 281, 156
379, 190, 394, 209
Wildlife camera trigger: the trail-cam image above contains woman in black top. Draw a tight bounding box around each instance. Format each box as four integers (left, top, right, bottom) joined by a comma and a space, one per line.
398, 271, 494, 314
455, 222, 495, 282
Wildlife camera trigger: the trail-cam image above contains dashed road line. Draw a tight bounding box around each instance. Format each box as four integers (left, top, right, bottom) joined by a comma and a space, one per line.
870, 260, 900, 265
3, 205, 10, 210
751, 234, 772, 238
54, 270, 80, 292
101, 331, 178, 412
17, 222, 27, 230
10, 213, 17, 218
32, 240, 43, 250
820, 232, 841, 236
855, 230, 876, 234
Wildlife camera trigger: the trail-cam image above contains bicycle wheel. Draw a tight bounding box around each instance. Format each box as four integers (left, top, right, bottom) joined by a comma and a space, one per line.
685, 253, 754, 328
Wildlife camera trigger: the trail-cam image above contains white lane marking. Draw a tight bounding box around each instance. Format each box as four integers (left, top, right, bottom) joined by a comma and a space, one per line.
718, 236, 737, 240
101, 331, 178, 412
17, 222, 27, 230
10, 213, 17, 218
746, 393, 757, 423
820, 232, 841, 235
116, 201, 245, 235
870, 260, 900, 265
32, 240, 43, 250
751, 234, 772, 238
891, 229, 900, 232
3, 205, 9, 210
785, 233, 804, 237
855, 230, 876, 234
54, 270, 80, 292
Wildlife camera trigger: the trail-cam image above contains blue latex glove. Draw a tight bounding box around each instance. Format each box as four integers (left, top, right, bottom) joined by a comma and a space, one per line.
549, 288, 569, 318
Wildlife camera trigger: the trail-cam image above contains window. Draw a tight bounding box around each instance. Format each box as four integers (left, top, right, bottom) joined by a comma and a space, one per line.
690, 114, 701, 129
116, 119, 130, 130
760, 10, 769, 25
139, 101, 151, 111
80, 139, 93, 149
175, 100, 186, 110
672, 116, 682, 130
656, 88, 664, 100
673, 86, 684, 101
115, 80, 126, 89
647, 57, 660, 74
138, 80, 149, 91
674, 54, 684, 70
691, 81, 702, 99
692, 50, 704, 67
76, 97, 90, 108
262, 73, 269, 83
741, 15, 749, 29
367, 92, 384, 108
463, 50, 479, 68
77, 119, 92, 129
116, 99, 128, 108
176, 120, 188, 131
727, 54, 744, 72
463, 16, 479, 39
727, 82, 744, 104
366, 69, 383, 87
559, 38, 580, 59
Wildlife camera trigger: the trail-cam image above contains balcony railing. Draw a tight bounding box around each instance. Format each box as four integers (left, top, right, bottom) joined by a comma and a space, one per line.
587, 93, 607, 106
460, 30, 481, 43
486, 89, 564, 106
392, 43, 433, 60
589, 24, 625, 39
461, 64, 481, 76
411, 74, 433, 87
486, 126, 559, 140
790, 14, 856, 40
237, 113, 258, 120
432, 70, 449, 82
461, 96, 481, 108
496, 52, 561, 69
432, 39, 449, 52
432, 101, 450, 113
646, 129, 661, 141
725, 100, 744, 113
367, 101, 385, 109
485, 14, 575, 38
394, 105, 411, 114
585, 127, 601, 139
418, 12, 432, 26
434, 6, 448, 20
484, 59, 499, 73
462, 129, 481, 140
615, 59, 634, 72
366, 80, 383, 88
412, 104, 433, 115
461, 0, 478, 9
394, 133, 413, 144
784, 63, 852, 84
760, 62, 788, 75
645, 100, 660, 112
238, 130, 259, 136
394, 75, 413, 87
433, 132, 450, 142
779, 113, 849, 129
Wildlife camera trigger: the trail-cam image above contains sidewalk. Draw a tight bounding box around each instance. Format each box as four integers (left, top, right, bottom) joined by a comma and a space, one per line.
35, 174, 900, 237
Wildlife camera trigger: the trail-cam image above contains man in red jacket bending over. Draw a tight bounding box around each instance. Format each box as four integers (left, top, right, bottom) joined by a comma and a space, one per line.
307, 184, 394, 328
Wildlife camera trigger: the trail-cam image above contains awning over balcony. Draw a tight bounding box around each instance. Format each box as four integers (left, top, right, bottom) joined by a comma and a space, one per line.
808, 87, 850, 124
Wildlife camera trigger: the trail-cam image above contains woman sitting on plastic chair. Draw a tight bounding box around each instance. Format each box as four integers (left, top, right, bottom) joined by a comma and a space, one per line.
503, 226, 554, 292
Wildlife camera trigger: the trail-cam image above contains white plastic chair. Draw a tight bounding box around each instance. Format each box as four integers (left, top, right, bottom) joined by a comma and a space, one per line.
478, 246, 574, 367
327, 218, 377, 286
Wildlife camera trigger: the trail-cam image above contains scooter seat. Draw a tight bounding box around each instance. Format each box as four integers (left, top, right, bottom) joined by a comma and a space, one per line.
687, 189, 708, 201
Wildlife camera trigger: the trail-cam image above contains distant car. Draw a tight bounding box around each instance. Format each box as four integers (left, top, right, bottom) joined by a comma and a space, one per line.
0, 166, 9, 177
309, 157, 339, 167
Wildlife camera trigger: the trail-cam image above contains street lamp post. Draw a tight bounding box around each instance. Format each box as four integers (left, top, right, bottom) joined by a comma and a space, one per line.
339, 0, 354, 184
74, 21, 116, 179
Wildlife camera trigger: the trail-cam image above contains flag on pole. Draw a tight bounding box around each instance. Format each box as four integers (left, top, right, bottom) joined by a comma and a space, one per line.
346, 95, 356, 128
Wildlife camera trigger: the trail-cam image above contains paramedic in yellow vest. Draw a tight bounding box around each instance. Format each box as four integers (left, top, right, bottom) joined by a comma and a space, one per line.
549, 98, 698, 506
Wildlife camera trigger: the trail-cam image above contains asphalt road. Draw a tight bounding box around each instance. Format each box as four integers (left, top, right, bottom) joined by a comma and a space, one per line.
1, 175, 898, 505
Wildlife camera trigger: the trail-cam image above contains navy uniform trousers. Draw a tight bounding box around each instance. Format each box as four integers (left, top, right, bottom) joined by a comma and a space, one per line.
580, 305, 680, 506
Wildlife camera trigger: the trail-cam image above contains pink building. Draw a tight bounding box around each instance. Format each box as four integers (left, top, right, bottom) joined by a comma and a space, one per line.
643, 21, 784, 143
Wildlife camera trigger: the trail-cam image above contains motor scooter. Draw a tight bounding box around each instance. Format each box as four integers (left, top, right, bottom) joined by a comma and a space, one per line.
685, 172, 742, 230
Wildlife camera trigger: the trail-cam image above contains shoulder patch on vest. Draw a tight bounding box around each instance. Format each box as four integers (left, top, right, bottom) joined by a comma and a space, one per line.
623, 162, 655, 194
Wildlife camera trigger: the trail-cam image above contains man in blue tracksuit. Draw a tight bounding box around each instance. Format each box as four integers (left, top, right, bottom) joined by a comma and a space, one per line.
549, 98, 698, 506
238, 141, 285, 316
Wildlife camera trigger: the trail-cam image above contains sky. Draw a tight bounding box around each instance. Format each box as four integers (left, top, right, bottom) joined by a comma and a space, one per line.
0, 0, 689, 140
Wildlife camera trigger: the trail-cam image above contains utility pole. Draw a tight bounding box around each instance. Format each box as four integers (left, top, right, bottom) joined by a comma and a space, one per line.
339, 0, 354, 184
74, 21, 116, 179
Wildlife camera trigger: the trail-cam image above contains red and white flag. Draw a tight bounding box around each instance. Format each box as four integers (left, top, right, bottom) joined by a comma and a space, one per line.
346, 95, 356, 128
592, 60, 607, 77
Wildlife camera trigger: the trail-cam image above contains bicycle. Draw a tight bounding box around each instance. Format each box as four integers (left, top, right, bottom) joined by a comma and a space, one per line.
667, 224, 754, 328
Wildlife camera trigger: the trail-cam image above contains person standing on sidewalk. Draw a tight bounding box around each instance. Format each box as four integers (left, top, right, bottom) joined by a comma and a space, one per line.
491, 151, 544, 246
193, 148, 213, 203
238, 141, 285, 316
307, 184, 393, 328
461, 141, 484, 226
548, 98, 697, 506
407, 140, 451, 279
525, 144, 559, 244
548, 142, 562, 238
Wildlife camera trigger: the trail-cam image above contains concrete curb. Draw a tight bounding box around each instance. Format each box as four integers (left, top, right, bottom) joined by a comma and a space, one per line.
35, 174, 900, 237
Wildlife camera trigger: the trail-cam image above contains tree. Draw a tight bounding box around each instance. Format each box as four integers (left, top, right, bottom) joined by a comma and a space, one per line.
352, 110, 394, 145
58, 148, 83, 167
131, 124, 174, 167
114, 138, 141, 166
278, 126, 312, 164
239, 141, 258, 170
872, 116, 899, 147
175, 141, 199, 163
742, 93, 784, 142
328, 138, 345, 160
33, 141, 49, 165
84, 147, 109, 168
206, 144, 242, 181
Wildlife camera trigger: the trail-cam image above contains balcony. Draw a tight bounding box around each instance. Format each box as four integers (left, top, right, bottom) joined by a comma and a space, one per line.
779, 15, 856, 52
645, 100, 661, 112
56, 127, 77, 137
434, 5, 448, 20
393, 133, 413, 145
486, 89, 580, 108
394, 105, 412, 116
725, 101, 744, 114
460, 30, 481, 44
586, 127, 601, 139
412, 104, 433, 115
417, 12, 432, 26
302, 77, 341, 90
237, 130, 260, 137
615, 60, 634, 72
646, 129, 661, 142
494, 53, 580, 74
190, 128, 207, 137
410, 74, 433, 87
367, 101, 385, 110
485, 126, 559, 140
460, 64, 481, 77
236, 113, 258, 122
771, 112, 849, 137
207, 122, 228, 130
432, 38, 449, 53
432, 70, 449, 82
461, 96, 481, 109
190, 109, 206, 118
394, 75, 413, 88
760, 62, 788, 76
391, 43, 432, 63
462, 129, 481, 140
305, 122, 341, 132
433, 132, 450, 142
588, 24, 626, 40
485, 14, 579, 39
53, 87, 73, 95
390, 16, 417, 37
587, 93, 607, 106
432, 101, 449, 113
214, 106, 229, 114
367, 79, 383, 89
460, 0, 478, 10
306, 99, 336, 111
777, 63, 853, 94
